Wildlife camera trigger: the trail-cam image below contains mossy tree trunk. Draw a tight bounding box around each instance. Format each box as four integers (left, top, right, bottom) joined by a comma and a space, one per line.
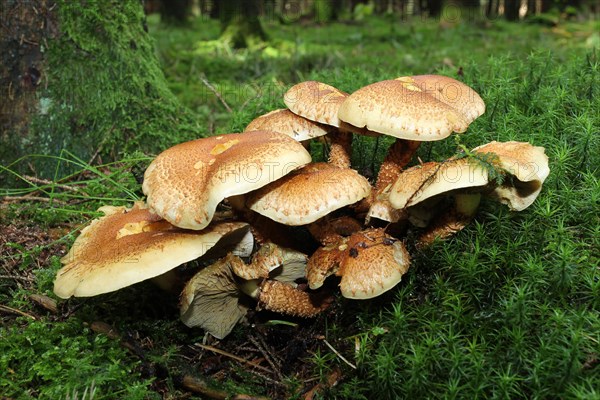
0, 0, 200, 177
219, 0, 267, 48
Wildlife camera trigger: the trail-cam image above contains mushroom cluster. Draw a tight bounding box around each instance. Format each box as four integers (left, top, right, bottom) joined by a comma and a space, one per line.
53, 75, 549, 339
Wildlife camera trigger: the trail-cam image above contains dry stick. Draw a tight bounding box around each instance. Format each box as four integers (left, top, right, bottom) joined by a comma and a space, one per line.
195, 343, 273, 374
199, 74, 232, 113
180, 375, 230, 400
89, 322, 254, 399
0, 275, 32, 282
2, 195, 67, 204
0, 304, 37, 320
22, 175, 79, 192
321, 339, 356, 370
248, 335, 284, 381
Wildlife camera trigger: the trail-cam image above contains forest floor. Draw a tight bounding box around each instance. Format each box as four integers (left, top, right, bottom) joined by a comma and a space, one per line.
1, 14, 599, 399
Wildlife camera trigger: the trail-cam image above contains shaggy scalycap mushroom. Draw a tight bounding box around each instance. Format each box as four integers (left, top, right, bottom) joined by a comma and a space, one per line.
394, 75, 486, 123
338, 79, 469, 140
389, 157, 489, 210
143, 130, 312, 230
54, 202, 250, 299
244, 109, 330, 142
284, 81, 348, 127
181, 244, 328, 338
473, 141, 549, 211
338, 75, 485, 222
180, 254, 250, 339
243, 162, 371, 226
306, 228, 411, 299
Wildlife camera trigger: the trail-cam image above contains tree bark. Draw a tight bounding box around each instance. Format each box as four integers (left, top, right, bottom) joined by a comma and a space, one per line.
505, 0, 521, 20
219, 0, 267, 48
159, 0, 192, 23
0, 0, 199, 177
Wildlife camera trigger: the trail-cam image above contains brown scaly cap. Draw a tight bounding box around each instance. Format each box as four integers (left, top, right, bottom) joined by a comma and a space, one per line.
388, 157, 489, 210
338, 228, 410, 299
54, 203, 250, 299
395, 75, 486, 123
143, 130, 312, 230
284, 81, 348, 127
306, 240, 348, 289
244, 109, 330, 141
257, 280, 330, 317
473, 141, 549, 211
306, 228, 411, 299
338, 79, 470, 140
245, 162, 371, 226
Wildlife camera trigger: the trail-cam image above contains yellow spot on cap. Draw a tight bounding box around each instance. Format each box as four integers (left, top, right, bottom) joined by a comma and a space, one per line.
116, 221, 152, 239
210, 139, 239, 155
193, 160, 204, 170
396, 77, 422, 92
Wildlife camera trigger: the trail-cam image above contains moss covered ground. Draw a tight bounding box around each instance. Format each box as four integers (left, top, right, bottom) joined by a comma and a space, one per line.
1, 12, 599, 399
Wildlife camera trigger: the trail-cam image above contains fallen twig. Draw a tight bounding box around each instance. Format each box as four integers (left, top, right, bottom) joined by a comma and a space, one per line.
2, 195, 67, 204
22, 175, 79, 192
199, 74, 232, 113
194, 343, 273, 374
249, 335, 283, 380
320, 338, 356, 370
0, 304, 37, 320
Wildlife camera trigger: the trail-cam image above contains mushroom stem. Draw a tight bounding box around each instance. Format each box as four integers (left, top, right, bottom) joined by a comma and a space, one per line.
417, 192, 481, 247
327, 130, 352, 169
257, 280, 330, 317
239, 279, 261, 298
365, 139, 421, 222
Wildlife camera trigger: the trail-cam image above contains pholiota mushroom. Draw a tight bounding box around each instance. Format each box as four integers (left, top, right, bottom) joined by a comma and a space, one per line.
53, 202, 251, 299
181, 244, 329, 339
244, 108, 330, 145
472, 141, 549, 211
338, 75, 485, 223
284, 81, 355, 168
143, 130, 312, 230
306, 228, 410, 299
242, 162, 371, 226
388, 157, 490, 246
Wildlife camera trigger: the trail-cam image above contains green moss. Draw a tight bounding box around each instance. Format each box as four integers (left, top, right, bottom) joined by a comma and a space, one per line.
26, 0, 202, 177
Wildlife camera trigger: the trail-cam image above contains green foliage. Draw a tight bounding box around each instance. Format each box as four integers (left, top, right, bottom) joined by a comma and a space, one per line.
0, 319, 155, 399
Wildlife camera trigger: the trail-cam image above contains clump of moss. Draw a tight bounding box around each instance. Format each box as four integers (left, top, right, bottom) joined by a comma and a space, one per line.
26, 0, 201, 177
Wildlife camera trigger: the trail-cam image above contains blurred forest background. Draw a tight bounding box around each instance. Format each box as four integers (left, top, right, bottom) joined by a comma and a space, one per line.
1, 1, 599, 399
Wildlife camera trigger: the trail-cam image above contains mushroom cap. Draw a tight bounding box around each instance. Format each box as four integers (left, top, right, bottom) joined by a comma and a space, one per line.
337, 78, 473, 141
231, 242, 308, 281
244, 109, 330, 141
306, 241, 347, 289
180, 254, 249, 339
473, 141, 550, 211
306, 228, 411, 299
339, 228, 410, 299
389, 158, 489, 209
395, 75, 486, 123
284, 81, 348, 127
143, 130, 312, 230
245, 162, 371, 225
54, 203, 250, 299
